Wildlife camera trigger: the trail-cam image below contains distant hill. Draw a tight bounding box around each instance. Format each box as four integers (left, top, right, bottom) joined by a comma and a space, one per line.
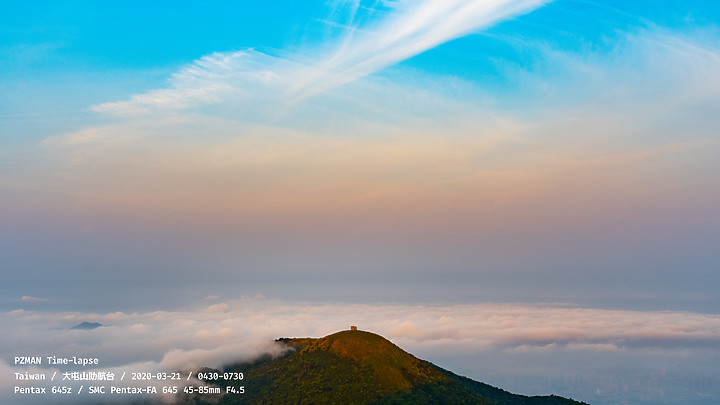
70, 321, 102, 330
187, 328, 588, 405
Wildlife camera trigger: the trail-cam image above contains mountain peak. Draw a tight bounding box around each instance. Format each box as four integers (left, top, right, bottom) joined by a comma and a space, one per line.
304, 329, 409, 361
295, 329, 444, 393
70, 321, 102, 330
202, 329, 588, 404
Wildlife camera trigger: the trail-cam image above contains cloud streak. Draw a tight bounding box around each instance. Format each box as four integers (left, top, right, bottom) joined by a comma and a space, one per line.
93, 0, 548, 115
288, 0, 550, 99
20, 296, 50, 302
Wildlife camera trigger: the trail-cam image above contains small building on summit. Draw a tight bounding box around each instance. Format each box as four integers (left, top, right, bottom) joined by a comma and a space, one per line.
350, 325, 357, 331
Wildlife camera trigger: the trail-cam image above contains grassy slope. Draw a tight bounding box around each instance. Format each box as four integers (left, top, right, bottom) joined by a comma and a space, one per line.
192, 330, 586, 405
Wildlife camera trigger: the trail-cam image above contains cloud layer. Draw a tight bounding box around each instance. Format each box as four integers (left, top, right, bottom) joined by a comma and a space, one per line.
3, 299, 719, 403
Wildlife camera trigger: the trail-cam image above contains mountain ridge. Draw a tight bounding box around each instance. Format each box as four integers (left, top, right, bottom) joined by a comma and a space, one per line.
190, 328, 588, 404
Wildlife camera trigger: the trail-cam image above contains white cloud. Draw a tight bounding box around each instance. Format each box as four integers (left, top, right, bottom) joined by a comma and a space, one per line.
91, 0, 548, 116
2, 300, 719, 403
3, 300, 719, 366
288, 0, 550, 99
20, 296, 49, 302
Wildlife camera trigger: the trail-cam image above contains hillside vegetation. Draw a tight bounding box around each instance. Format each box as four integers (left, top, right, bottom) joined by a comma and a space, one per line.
188, 329, 588, 405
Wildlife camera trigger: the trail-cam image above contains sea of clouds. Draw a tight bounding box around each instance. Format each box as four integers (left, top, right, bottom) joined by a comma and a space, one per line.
2, 297, 719, 404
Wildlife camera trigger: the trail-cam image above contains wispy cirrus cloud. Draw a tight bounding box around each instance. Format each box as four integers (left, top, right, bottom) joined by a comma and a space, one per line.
288, 0, 550, 99
93, 0, 549, 116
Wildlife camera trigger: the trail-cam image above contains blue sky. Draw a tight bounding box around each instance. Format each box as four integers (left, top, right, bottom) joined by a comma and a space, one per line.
2, 0, 719, 308
2, 0, 718, 144
2, 1, 718, 130
1, 2, 720, 402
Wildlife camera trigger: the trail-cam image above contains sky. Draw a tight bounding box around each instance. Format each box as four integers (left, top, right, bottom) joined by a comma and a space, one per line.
1, 0, 719, 404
